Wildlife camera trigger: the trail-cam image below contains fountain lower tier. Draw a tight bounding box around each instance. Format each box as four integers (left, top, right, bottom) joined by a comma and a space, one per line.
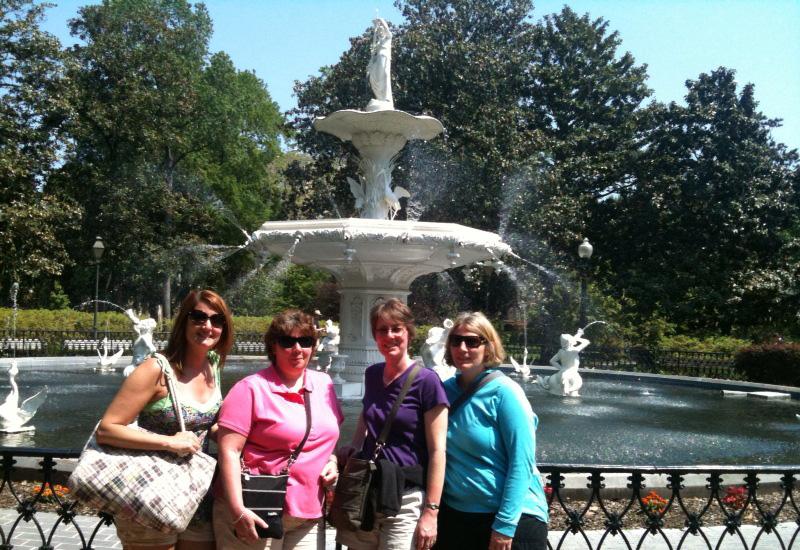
249, 218, 510, 390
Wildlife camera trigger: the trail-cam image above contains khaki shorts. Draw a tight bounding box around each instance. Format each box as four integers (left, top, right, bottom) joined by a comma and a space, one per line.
335, 488, 424, 550
213, 499, 320, 549
115, 515, 215, 546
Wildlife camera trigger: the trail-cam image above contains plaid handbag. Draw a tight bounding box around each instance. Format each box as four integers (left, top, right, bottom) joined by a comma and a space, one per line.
68, 354, 216, 533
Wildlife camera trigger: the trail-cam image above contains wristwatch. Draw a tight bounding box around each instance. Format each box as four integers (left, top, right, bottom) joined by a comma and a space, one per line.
424, 502, 440, 510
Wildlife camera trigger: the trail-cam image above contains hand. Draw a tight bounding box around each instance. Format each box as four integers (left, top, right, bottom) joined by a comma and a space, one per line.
415, 509, 437, 550
489, 530, 513, 550
320, 458, 338, 487
169, 431, 200, 456
232, 508, 268, 543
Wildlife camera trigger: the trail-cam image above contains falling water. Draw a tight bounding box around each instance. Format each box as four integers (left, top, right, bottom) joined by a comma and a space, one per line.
225, 236, 303, 303
74, 300, 128, 313
10, 283, 18, 340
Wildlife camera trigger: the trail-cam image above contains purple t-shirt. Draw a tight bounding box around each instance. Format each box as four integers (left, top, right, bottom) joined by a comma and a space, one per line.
361, 362, 449, 467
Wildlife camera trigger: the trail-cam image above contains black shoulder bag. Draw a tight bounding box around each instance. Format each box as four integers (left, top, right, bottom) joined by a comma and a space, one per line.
241, 391, 312, 539
329, 364, 422, 532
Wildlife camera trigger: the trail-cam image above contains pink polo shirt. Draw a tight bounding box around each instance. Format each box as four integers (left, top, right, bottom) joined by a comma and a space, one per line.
218, 366, 343, 518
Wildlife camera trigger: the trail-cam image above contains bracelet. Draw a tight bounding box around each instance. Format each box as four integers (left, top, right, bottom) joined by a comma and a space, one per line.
232, 511, 246, 525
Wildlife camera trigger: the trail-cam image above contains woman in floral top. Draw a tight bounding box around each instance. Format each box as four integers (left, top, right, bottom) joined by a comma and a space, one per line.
97, 289, 234, 550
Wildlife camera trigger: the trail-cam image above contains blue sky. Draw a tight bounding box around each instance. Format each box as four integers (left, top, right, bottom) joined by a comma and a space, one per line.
41, 0, 799, 151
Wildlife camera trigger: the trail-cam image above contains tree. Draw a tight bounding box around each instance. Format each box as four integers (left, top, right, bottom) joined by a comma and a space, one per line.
53, 0, 287, 313
0, 0, 81, 305
598, 68, 799, 337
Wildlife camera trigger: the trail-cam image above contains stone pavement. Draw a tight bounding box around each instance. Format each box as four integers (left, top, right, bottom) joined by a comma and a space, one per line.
0, 509, 796, 549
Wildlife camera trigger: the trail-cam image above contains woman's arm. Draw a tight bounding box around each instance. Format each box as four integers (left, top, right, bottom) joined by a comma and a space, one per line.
95, 357, 199, 456
217, 427, 268, 544
415, 403, 448, 550
491, 384, 538, 544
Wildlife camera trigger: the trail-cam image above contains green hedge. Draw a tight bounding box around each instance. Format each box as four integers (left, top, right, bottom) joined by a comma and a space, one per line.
733, 342, 800, 387
658, 334, 750, 354
0, 308, 272, 336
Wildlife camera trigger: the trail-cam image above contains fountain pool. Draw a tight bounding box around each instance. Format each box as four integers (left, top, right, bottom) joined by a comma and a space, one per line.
4, 363, 797, 465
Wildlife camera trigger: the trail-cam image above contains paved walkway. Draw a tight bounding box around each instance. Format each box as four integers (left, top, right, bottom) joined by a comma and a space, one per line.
1, 509, 797, 549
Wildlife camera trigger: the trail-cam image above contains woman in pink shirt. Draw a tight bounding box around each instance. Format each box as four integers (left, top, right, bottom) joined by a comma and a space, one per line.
214, 310, 343, 549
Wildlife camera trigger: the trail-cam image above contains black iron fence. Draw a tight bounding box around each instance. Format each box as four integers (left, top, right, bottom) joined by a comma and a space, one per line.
0, 329, 267, 357
506, 344, 739, 379
0, 448, 796, 549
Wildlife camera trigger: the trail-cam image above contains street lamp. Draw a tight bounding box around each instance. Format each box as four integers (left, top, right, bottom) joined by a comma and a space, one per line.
91, 236, 105, 341
577, 237, 593, 327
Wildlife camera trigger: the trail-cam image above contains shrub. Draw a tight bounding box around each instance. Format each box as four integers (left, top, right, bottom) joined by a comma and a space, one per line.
733, 342, 800, 387
658, 334, 750, 354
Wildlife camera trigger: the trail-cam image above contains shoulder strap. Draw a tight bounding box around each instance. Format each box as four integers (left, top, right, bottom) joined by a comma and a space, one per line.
450, 370, 504, 413
285, 392, 312, 472
373, 364, 422, 460
154, 353, 186, 432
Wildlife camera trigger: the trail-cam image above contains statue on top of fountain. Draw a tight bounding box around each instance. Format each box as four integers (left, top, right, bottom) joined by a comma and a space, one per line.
537, 329, 590, 397
366, 18, 393, 112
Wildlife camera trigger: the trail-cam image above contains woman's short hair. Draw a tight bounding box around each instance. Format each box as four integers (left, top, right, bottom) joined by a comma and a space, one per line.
165, 289, 234, 370
444, 312, 506, 367
369, 298, 416, 340
264, 309, 318, 365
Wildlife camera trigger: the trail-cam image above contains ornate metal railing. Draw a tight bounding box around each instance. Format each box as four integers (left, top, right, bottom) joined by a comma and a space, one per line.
0, 447, 796, 549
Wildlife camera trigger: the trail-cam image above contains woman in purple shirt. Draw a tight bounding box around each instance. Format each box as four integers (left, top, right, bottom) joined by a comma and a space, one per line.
336, 299, 449, 550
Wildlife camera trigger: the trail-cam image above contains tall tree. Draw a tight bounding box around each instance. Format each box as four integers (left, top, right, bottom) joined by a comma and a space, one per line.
0, 0, 81, 305
598, 68, 799, 336
54, 0, 286, 313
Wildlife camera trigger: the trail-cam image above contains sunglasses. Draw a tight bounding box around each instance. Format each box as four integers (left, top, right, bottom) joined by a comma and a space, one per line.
188, 310, 226, 328
449, 334, 486, 349
276, 335, 315, 349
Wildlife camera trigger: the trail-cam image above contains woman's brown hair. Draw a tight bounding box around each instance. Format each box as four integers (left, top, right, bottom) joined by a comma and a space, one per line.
264, 309, 318, 365
164, 289, 234, 370
369, 298, 416, 340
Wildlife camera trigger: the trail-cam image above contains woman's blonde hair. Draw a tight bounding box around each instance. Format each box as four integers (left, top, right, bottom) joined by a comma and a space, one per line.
444, 311, 506, 367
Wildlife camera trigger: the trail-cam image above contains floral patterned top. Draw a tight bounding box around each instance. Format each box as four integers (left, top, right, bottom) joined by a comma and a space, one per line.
138, 353, 222, 439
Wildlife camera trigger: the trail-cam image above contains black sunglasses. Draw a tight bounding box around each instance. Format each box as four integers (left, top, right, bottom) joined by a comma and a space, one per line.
449, 334, 486, 349
276, 335, 315, 349
188, 310, 226, 328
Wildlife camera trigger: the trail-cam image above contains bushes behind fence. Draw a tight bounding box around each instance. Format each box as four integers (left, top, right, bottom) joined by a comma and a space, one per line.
733, 342, 800, 387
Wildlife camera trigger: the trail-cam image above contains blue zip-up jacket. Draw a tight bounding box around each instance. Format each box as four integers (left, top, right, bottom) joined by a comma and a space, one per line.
442, 371, 548, 536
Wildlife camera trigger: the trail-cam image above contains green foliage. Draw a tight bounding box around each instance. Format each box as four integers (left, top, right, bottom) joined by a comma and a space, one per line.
0, 0, 82, 302
657, 335, 750, 354
733, 342, 800, 387
225, 263, 338, 318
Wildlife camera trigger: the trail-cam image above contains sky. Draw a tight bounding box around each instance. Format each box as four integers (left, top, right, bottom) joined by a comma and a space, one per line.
40, 0, 800, 151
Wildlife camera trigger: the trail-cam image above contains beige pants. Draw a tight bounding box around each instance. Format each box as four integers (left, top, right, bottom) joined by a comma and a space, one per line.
213, 499, 319, 550
335, 489, 423, 550
115, 516, 214, 546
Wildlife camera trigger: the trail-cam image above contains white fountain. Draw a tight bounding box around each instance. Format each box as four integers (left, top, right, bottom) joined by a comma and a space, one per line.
249, 18, 510, 395
0, 361, 47, 433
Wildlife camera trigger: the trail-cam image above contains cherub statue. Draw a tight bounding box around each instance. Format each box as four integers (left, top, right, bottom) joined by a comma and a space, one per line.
366, 17, 393, 111
537, 329, 590, 396
421, 319, 455, 381
123, 309, 158, 377
316, 320, 340, 372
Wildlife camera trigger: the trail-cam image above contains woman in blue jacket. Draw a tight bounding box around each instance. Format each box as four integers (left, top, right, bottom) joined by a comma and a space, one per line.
435, 312, 548, 550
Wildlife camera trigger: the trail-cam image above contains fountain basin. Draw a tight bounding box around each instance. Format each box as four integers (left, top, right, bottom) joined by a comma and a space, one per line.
250, 219, 510, 383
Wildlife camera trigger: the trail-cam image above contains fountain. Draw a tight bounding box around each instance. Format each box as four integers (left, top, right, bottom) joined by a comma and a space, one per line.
95, 337, 124, 372
248, 18, 510, 394
121, 309, 158, 377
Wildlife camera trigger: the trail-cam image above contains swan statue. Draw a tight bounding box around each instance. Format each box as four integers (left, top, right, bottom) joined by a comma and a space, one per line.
0, 361, 48, 432
96, 337, 125, 371
509, 347, 531, 379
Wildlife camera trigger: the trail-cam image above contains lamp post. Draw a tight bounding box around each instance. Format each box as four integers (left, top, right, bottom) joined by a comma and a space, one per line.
577, 237, 593, 328
92, 236, 105, 341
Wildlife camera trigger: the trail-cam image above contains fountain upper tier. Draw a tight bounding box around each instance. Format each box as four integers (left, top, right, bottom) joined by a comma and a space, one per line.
249, 218, 511, 289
